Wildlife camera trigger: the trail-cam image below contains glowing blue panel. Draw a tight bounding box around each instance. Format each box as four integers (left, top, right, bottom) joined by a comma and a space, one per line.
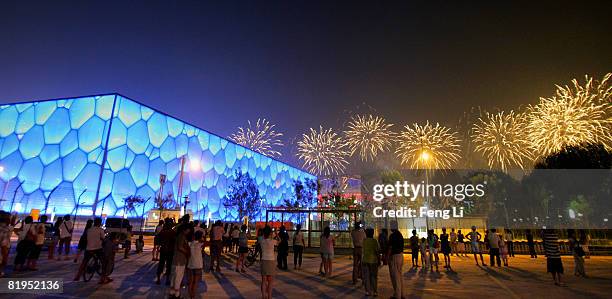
147, 158, 166, 191
112, 170, 136, 204
88, 147, 102, 163
201, 150, 214, 172
147, 113, 168, 147
78, 116, 105, 153
197, 132, 209, 150
72, 164, 102, 205
130, 155, 149, 187
60, 130, 78, 157
35, 101, 56, 125
209, 135, 221, 155
213, 151, 226, 174
141, 106, 154, 121
15, 106, 35, 134
159, 138, 176, 162
224, 143, 236, 168
98, 169, 114, 200
0, 106, 18, 137
0, 134, 19, 159
175, 135, 188, 158
19, 126, 45, 159
108, 120, 126, 150
69, 97, 95, 129
117, 98, 141, 127
188, 137, 202, 161
127, 120, 148, 154
0, 151, 23, 180
106, 145, 127, 172
95, 95, 115, 120
44, 108, 70, 144
166, 159, 179, 181
167, 117, 183, 137
40, 145, 60, 165
18, 158, 43, 194
41, 159, 63, 191
62, 149, 87, 181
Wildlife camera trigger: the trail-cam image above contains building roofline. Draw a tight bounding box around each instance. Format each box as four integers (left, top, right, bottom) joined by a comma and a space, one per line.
1, 92, 315, 177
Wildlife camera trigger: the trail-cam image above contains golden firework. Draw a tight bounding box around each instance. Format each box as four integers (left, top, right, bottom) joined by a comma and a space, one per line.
344, 114, 395, 161
472, 111, 533, 172
395, 121, 461, 169
229, 118, 283, 158
297, 126, 349, 175
527, 73, 612, 157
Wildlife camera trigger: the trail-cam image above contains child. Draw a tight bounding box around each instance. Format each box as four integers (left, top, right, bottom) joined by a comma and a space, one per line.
135, 235, 144, 253
499, 237, 509, 267
101, 233, 119, 284
419, 237, 428, 268
188, 231, 205, 299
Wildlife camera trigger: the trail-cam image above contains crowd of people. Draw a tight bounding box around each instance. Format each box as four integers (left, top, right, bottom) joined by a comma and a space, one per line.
0, 209, 594, 298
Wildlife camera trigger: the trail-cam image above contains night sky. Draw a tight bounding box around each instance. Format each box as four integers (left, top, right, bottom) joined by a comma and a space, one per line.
1, 1, 611, 167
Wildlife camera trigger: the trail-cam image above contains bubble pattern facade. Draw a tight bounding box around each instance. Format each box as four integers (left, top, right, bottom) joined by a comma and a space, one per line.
0, 94, 316, 219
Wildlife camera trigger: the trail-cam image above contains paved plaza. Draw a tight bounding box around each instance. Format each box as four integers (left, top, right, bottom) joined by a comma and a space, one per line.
3, 241, 612, 299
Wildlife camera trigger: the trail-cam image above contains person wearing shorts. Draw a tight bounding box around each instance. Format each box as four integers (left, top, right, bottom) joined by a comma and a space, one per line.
260, 226, 277, 299
543, 229, 564, 286
467, 226, 485, 266
188, 231, 205, 299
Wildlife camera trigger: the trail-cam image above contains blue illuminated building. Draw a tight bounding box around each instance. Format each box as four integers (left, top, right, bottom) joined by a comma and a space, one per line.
0, 94, 316, 219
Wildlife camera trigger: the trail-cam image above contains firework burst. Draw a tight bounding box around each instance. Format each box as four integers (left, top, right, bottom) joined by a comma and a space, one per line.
297, 126, 349, 175
472, 111, 533, 172
395, 121, 461, 169
344, 114, 395, 161
229, 118, 284, 158
527, 74, 612, 157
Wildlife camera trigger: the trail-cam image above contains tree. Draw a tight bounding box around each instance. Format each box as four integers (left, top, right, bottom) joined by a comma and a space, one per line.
284, 178, 318, 208
157, 193, 177, 209
535, 143, 611, 169
223, 171, 261, 222
124, 195, 145, 217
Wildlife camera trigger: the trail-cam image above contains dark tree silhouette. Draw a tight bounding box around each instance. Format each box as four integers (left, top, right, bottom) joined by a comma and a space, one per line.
223, 171, 261, 222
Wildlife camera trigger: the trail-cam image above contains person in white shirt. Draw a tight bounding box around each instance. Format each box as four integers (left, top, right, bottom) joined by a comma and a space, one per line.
351, 222, 366, 284
188, 230, 205, 299
57, 215, 73, 260
260, 226, 278, 299
292, 224, 305, 270
74, 217, 105, 281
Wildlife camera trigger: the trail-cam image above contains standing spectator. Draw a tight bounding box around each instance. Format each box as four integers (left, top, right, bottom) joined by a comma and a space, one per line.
74, 219, 93, 263
427, 229, 440, 272
28, 215, 47, 270
135, 235, 144, 253
319, 229, 327, 276
210, 220, 224, 272
73, 217, 105, 281
388, 221, 404, 299
542, 229, 564, 286
235, 225, 249, 273
0, 211, 12, 277
260, 226, 278, 299
351, 221, 366, 284
48, 217, 62, 260
527, 229, 537, 258
440, 227, 452, 270
378, 229, 388, 266
419, 237, 428, 268
169, 223, 192, 299
223, 223, 231, 253
188, 230, 205, 299
579, 230, 590, 259
152, 220, 164, 261
505, 229, 515, 257
467, 226, 485, 265
156, 221, 176, 285
409, 229, 419, 268
57, 215, 73, 261
14, 216, 35, 272
568, 230, 586, 278
276, 225, 289, 270
362, 228, 379, 297
450, 228, 458, 256
487, 228, 501, 267
457, 229, 466, 256
499, 237, 509, 266
321, 226, 335, 277
101, 233, 119, 284
231, 225, 240, 253
292, 224, 305, 270
123, 225, 132, 259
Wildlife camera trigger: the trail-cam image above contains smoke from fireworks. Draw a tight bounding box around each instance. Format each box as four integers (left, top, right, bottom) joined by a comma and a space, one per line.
472, 111, 533, 171
229, 118, 284, 158
395, 121, 461, 169
297, 126, 349, 175
344, 114, 395, 161
527, 73, 612, 157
